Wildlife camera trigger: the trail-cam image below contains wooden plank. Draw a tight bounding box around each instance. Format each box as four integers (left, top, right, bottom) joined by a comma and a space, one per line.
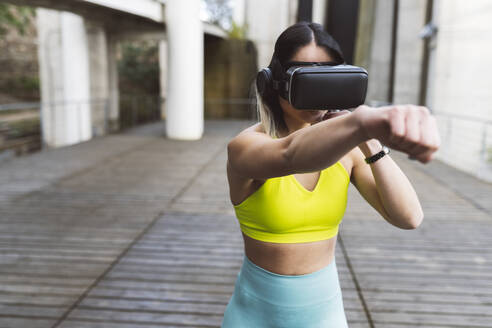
0, 304, 64, 317
0, 294, 74, 306
338, 155, 492, 327
0, 121, 252, 327
2, 120, 491, 327
363, 290, 492, 305
371, 311, 492, 327
366, 300, 492, 317
0, 318, 55, 328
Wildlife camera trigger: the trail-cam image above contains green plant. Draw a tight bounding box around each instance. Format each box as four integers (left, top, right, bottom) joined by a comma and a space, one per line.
118, 41, 159, 95
18, 76, 39, 91
228, 21, 248, 40
6, 117, 40, 138
0, 4, 35, 36
3, 75, 40, 99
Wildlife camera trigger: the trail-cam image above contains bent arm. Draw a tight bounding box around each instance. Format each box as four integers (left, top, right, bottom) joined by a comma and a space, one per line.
227, 112, 367, 180
352, 140, 423, 229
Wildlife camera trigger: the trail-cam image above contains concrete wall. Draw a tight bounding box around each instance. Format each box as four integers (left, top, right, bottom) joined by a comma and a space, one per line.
87, 23, 119, 134
431, 0, 492, 182
393, 0, 426, 105
232, 0, 246, 26
361, 0, 492, 182
245, 0, 297, 69
204, 37, 257, 119
362, 0, 393, 104
353, 0, 375, 71
364, 0, 426, 105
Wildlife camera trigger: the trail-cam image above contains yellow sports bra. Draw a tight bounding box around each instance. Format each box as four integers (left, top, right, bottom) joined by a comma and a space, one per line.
233, 162, 350, 243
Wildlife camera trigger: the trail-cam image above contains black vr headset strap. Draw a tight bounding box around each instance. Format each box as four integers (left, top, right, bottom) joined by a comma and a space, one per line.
256, 68, 273, 96
257, 65, 289, 98
272, 80, 288, 93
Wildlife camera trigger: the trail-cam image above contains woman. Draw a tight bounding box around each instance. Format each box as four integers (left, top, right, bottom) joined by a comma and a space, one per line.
221, 22, 440, 327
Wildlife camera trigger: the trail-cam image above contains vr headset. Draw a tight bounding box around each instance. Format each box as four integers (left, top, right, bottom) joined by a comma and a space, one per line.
257, 61, 368, 110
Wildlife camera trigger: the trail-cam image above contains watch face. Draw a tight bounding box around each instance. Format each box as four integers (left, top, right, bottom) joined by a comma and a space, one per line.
382, 146, 390, 154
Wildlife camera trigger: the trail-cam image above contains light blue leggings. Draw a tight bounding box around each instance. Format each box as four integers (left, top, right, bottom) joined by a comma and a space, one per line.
221, 254, 348, 328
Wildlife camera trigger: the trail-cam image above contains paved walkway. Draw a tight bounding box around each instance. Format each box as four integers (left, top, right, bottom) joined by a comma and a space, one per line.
0, 120, 491, 328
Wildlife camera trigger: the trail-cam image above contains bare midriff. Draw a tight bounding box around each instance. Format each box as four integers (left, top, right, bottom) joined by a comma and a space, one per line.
242, 232, 337, 275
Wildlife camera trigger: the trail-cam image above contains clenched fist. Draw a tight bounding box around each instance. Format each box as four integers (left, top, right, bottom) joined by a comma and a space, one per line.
354, 105, 441, 163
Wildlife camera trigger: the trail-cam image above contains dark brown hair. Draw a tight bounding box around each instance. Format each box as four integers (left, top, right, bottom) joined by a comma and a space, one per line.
256, 21, 344, 137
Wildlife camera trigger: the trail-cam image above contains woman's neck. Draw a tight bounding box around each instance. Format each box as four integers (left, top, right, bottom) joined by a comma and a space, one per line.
281, 114, 310, 137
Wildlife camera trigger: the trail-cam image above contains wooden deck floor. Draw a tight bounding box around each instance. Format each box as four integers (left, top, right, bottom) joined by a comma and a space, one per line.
0, 120, 491, 328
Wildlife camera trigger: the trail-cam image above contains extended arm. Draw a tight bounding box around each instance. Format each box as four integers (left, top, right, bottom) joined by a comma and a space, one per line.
227, 112, 366, 179
227, 105, 440, 180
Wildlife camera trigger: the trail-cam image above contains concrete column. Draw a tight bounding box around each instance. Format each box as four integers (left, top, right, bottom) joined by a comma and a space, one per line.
86, 22, 109, 137
165, 0, 203, 140
158, 40, 167, 120
37, 9, 91, 147
312, 0, 327, 25
107, 36, 119, 132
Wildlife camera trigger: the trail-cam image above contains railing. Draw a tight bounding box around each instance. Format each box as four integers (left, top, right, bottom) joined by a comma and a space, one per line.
431, 111, 492, 182
0, 102, 40, 111
119, 95, 163, 130
0, 95, 163, 159
0, 95, 254, 156
0, 94, 162, 128
2, 97, 491, 182
204, 97, 257, 120
367, 101, 492, 182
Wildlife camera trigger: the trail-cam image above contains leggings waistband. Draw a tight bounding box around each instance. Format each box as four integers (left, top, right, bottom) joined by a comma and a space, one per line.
237, 254, 341, 307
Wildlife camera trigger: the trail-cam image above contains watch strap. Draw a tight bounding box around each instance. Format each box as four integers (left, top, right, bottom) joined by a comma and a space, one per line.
365, 146, 390, 164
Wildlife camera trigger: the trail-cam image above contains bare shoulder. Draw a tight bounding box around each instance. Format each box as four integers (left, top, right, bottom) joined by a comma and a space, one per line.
227, 122, 272, 205
232, 122, 266, 139
227, 121, 269, 178
227, 121, 275, 169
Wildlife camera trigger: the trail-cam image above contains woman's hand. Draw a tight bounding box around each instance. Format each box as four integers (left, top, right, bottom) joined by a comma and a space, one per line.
354, 105, 441, 163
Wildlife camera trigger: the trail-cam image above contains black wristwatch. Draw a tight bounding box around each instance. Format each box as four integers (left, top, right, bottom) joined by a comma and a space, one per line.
365, 145, 390, 164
